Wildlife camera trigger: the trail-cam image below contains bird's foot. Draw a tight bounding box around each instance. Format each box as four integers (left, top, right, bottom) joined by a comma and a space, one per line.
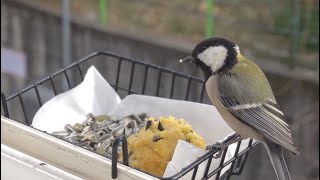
206, 134, 243, 159
206, 142, 226, 158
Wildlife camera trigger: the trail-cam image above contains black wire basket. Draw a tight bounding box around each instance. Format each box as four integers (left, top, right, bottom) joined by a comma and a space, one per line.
1, 51, 259, 180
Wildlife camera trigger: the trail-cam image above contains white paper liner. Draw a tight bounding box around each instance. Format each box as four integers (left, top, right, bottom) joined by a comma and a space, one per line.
31, 66, 252, 179
32, 66, 121, 133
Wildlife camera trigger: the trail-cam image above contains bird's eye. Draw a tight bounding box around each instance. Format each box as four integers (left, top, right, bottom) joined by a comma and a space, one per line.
201, 46, 206, 52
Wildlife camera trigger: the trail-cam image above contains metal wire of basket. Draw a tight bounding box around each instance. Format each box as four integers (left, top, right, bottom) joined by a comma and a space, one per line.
1, 51, 259, 180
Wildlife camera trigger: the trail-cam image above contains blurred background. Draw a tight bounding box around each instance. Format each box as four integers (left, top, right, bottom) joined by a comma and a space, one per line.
1, 0, 319, 180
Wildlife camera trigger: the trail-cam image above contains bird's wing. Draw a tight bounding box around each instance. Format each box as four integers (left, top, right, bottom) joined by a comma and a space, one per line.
217, 62, 299, 155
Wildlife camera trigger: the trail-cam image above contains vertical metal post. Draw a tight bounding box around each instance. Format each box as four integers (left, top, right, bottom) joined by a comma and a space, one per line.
62, 0, 72, 90
99, 0, 107, 26
206, 0, 214, 38
290, 0, 301, 67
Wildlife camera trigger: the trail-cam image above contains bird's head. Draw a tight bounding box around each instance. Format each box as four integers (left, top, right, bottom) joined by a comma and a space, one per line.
180, 37, 240, 80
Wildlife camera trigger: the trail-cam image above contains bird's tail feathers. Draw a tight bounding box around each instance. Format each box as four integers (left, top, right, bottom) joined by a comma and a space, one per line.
263, 140, 291, 180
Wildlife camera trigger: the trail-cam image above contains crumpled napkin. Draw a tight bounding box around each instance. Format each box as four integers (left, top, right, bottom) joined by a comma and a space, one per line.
32, 66, 121, 133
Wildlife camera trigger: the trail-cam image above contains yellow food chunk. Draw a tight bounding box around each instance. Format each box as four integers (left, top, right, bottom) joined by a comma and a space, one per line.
126, 116, 205, 177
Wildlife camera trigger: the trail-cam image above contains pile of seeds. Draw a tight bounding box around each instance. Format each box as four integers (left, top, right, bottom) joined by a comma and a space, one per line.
52, 113, 148, 157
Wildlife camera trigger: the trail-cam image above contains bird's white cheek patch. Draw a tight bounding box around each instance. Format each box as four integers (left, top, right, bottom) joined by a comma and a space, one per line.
197, 46, 228, 72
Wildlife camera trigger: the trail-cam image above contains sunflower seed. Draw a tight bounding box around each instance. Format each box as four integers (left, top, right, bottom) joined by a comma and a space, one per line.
68, 131, 78, 137
64, 124, 76, 132
138, 113, 147, 120
96, 131, 112, 141
131, 114, 143, 124
101, 138, 112, 149
112, 124, 125, 137
93, 142, 102, 149
127, 120, 137, 129
125, 127, 134, 137
81, 126, 91, 134
133, 127, 140, 134
51, 113, 148, 158
96, 146, 107, 155
145, 120, 153, 131
108, 123, 120, 131
153, 135, 163, 142
73, 123, 83, 132
83, 146, 95, 151
103, 128, 111, 133
79, 141, 91, 147
52, 131, 69, 137
87, 113, 95, 119
158, 121, 164, 131
94, 121, 113, 131
80, 133, 96, 142
95, 115, 110, 122
121, 117, 133, 126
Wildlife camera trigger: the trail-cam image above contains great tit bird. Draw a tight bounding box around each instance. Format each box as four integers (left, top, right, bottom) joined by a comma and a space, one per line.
180, 37, 299, 180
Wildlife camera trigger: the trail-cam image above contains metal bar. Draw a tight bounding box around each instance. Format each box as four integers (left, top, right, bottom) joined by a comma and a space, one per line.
76, 62, 84, 81
233, 139, 253, 175
112, 136, 129, 179
99, 0, 107, 26
61, 0, 72, 90
213, 147, 229, 180
170, 74, 176, 99
111, 138, 121, 179
18, 92, 28, 124
225, 141, 242, 180
121, 137, 129, 166
62, 69, 72, 89
202, 155, 213, 179
141, 65, 149, 94
191, 165, 199, 180
231, 157, 243, 176
185, 77, 192, 100
49, 76, 57, 96
128, 62, 136, 94
1, 93, 10, 118
34, 84, 43, 106
206, 0, 214, 37
115, 58, 122, 92
5, 51, 205, 101
289, 0, 301, 67
155, 70, 162, 96
109, 84, 139, 95
216, 141, 259, 171
84, 52, 204, 83
199, 83, 206, 103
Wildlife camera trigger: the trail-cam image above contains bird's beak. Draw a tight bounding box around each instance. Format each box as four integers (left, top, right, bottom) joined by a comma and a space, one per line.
179, 56, 196, 63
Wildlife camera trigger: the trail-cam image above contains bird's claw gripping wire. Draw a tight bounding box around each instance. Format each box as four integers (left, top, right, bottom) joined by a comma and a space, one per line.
206, 142, 227, 158
206, 133, 243, 159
